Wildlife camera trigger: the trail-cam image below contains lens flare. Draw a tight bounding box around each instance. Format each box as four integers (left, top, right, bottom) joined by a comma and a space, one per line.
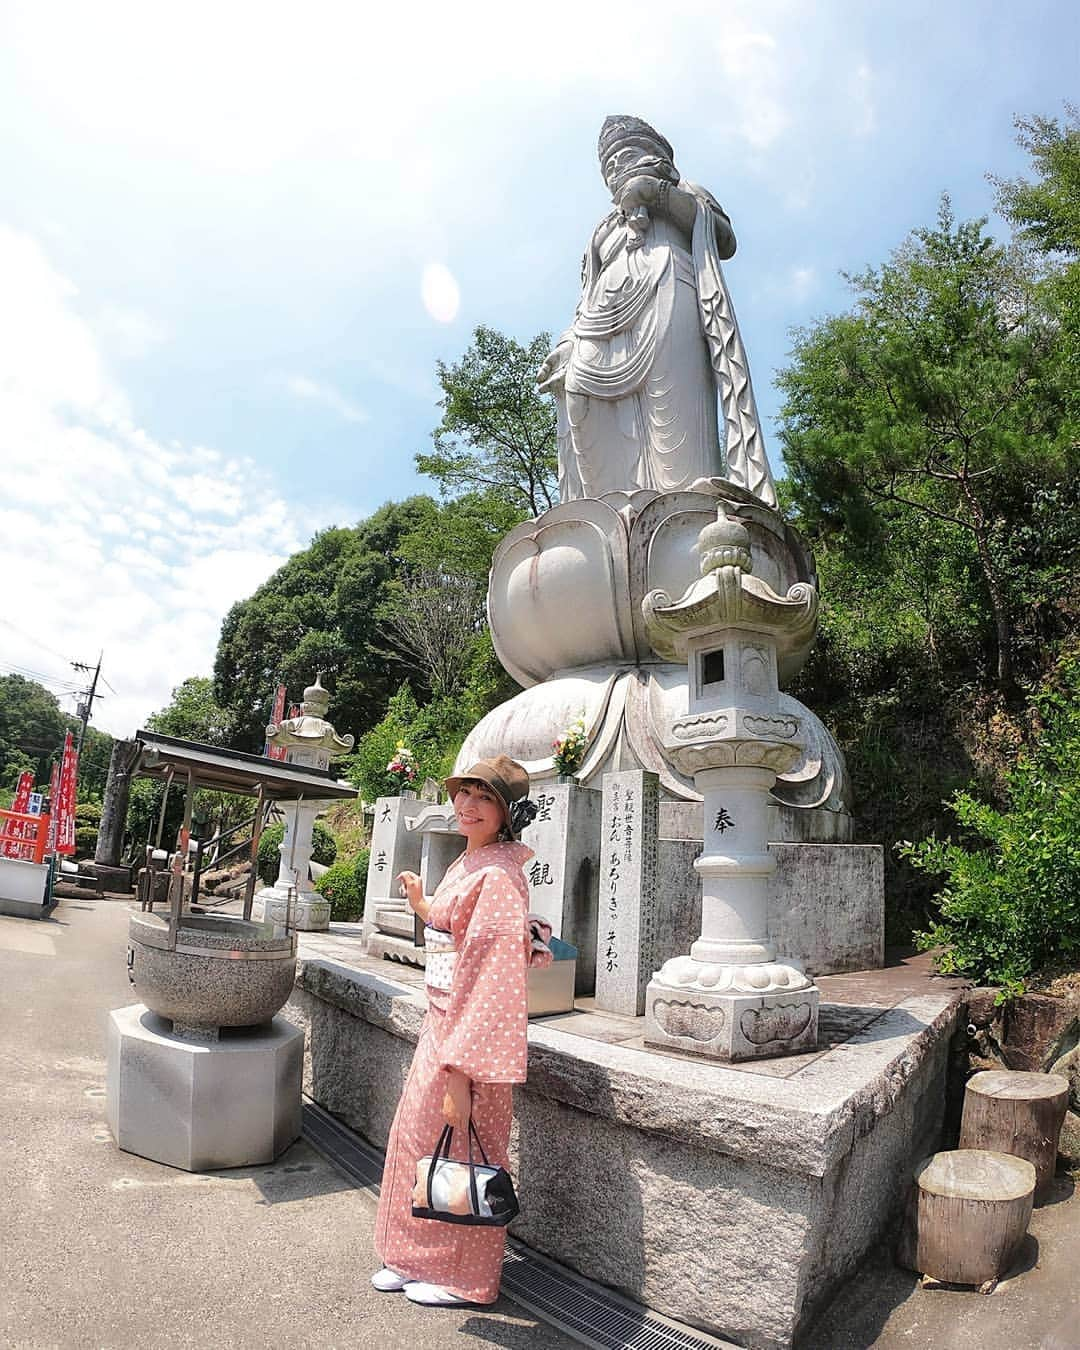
421, 262, 460, 324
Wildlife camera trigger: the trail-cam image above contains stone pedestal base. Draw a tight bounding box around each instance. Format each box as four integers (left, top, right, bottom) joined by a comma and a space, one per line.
255, 885, 330, 932
644, 980, 820, 1061
106, 1003, 303, 1171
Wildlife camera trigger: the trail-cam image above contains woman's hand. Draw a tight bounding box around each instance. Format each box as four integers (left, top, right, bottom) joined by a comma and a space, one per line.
396, 870, 428, 923
442, 1068, 472, 1129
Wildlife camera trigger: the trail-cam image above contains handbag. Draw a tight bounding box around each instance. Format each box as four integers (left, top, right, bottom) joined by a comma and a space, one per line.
411, 1120, 520, 1227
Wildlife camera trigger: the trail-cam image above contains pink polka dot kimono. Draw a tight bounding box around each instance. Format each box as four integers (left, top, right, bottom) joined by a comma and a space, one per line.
374, 841, 548, 1303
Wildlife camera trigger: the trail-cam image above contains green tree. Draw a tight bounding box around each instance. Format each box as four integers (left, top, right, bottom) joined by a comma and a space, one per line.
0, 675, 68, 787
416, 325, 558, 517
146, 676, 233, 745
214, 505, 434, 750
992, 106, 1080, 257
779, 199, 1068, 690
993, 106, 1080, 432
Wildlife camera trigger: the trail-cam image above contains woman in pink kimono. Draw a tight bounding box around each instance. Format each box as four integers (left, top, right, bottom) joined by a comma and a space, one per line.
372, 754, 550, 1307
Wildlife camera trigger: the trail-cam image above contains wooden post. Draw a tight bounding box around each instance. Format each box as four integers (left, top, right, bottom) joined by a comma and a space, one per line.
960, 1070, 1070, 1203
898, 1149, 1035, 1287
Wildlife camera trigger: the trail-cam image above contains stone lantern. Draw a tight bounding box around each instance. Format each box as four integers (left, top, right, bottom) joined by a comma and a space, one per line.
640, 508, 821, 1061
255, 675, 354, 933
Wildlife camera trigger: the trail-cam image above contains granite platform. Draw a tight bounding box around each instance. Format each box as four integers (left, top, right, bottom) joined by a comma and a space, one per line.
285, 927, 964, 1349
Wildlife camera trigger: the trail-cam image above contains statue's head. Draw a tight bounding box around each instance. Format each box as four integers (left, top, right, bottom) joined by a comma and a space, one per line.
300, 673, 331, 718
598, 115, 679, 197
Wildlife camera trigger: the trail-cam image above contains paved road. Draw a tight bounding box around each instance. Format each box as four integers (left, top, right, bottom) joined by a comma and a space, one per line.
0, 898, 576, 1350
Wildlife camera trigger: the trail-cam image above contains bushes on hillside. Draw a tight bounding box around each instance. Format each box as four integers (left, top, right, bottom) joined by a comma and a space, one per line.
903, 652, 1080, 996
345, 683, 481, 802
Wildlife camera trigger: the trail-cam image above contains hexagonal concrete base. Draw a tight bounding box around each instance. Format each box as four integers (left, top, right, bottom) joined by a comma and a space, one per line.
644, 981, 820, 1061
106, 1003, 303, 1171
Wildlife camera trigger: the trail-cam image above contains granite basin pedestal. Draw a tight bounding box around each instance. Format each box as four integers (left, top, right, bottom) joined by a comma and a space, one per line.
106, 1004, 303, 1171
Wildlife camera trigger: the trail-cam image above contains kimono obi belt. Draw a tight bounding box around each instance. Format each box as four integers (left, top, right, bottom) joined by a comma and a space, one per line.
424, 926, 457, 994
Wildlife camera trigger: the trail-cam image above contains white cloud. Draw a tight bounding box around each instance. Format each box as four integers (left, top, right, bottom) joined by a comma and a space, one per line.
282, 374, 368, 424
0, 225, 336, 738
714, 29, 791, 151
95, 303, 167, 359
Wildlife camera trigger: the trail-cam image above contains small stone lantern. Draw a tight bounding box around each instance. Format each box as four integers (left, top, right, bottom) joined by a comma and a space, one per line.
640, 508, 821, 1061
255, 675, 354, 933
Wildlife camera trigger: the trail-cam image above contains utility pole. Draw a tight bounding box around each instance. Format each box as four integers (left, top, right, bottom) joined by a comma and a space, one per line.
72, 651, 104, 757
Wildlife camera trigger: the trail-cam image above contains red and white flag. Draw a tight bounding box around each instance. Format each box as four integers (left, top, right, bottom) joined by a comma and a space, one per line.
2, 771, 35, 860
45, 761, 61, 854
266, 683, 288, 761
55, 732, 78, 857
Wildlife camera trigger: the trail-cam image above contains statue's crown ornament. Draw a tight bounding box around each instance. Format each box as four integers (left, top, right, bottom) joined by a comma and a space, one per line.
598, 114, 675, 167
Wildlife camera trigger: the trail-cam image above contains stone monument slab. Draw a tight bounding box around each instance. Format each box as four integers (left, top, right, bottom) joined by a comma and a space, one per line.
520, 782, 602, 994
594, 770, 660, 1016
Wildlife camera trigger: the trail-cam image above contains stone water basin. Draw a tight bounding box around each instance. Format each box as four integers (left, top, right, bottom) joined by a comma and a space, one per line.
127, 911, 296, 1032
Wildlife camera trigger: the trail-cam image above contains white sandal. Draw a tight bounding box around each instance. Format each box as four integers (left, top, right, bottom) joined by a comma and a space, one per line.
404, 1280, 482, 1306
370, 1267, 410, 1292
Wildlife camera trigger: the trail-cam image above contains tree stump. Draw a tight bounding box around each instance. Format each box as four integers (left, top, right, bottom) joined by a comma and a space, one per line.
899, 1149, 1035, 1286
960, 1069, 1069, 1202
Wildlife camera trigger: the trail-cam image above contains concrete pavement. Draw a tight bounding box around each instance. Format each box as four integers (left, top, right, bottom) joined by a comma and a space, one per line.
4, 895, 1080, 1350
0, 898, 577, 1350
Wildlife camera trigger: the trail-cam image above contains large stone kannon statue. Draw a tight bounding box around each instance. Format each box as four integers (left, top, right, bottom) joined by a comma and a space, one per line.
454, 115, 851, 842
537, 115, 776, 508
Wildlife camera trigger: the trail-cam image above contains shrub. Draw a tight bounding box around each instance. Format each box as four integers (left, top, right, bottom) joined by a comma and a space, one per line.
902, 651, 1080, 997
256, 818, 337, 885
75, 797, 103, 859
315, 849, 369, 921
344, 683, 479, 802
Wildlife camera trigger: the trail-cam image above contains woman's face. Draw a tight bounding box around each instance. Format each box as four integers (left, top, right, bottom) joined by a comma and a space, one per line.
453, 781, 505, 848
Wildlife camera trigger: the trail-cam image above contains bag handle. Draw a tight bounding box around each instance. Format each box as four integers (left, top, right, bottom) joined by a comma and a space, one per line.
426, 1123, 455, 1211
429, 1088, 495, 1219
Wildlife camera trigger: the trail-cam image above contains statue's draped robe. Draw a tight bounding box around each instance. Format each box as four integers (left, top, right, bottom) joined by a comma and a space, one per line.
555, 184, 777, 508
374, 842, 543, 1302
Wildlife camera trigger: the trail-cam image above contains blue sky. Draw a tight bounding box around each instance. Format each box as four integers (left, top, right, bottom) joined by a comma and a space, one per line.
1, 0, 1075, 735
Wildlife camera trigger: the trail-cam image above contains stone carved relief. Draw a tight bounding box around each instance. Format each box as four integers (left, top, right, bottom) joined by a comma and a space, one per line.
672, 711, 730, 740
742, 713, 799, 740
652, 998, 726, 1042
739, 1002, 813, 1046
740, 643, 769, 696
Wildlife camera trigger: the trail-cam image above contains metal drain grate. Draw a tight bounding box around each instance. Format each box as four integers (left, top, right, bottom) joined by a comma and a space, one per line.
302, 1098, 383, 1192
301, 1098, 738, 1350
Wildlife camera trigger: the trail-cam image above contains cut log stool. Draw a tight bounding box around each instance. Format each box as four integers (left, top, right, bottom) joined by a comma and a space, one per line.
899, 1149, 1035, 1287
960, 1070, 1069, 1203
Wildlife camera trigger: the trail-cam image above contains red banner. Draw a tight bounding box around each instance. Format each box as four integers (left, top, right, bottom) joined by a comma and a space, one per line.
55, 732, 78, 857
45, 761, 60, 853
266, 683, 288, 761
2, 771, 35, 860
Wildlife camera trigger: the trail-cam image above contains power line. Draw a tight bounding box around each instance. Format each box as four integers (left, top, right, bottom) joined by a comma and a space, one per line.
0, 619, 75, 667
0, 660, 83, 693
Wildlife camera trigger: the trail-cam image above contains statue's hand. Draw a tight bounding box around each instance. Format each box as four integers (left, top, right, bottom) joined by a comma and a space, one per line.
618, 174, 659, 215
537, 341, 571, 392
